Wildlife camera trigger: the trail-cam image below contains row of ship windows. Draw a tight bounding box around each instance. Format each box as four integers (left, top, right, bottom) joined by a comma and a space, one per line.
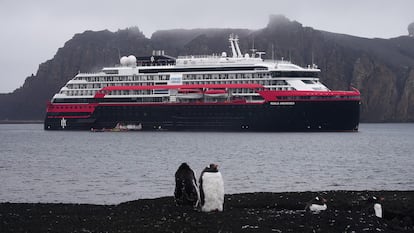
52, 97, 164, 103
49, 105, 94, 110
61, 89, 264, 96
66, 82, 168, 90
75, 72, 275, 83
183, 72, 269, 80
183, 80, 288, 86
61, 86, 295, 96
277, 96, 358, 100
66, 80, 289, 90
76, 75, 170, 82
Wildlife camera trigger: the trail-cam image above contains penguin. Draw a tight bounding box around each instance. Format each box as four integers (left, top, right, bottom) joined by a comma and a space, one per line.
199, 163, 224, 212
367, 196, 383, 218
305, 196, 327, 213
174, 163, 200, 207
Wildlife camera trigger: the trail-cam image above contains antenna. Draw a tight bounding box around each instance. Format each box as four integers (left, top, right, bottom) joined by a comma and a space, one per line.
229, 34, 237, 58
250, 37, 257, 57
234, 35, 242, 58
311, 51, 315, 66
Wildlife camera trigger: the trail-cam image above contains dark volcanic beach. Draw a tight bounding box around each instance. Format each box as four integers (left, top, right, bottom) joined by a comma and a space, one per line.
1, 191, 413, 233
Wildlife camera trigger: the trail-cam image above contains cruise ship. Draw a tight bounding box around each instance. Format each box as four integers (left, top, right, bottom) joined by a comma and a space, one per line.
44, 35, 360, 131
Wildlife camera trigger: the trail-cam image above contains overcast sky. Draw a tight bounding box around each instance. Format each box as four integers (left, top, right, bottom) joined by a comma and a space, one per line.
0, 0, 413, 93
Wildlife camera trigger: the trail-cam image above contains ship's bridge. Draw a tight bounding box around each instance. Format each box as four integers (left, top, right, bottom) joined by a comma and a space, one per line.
176, 54, 263, 67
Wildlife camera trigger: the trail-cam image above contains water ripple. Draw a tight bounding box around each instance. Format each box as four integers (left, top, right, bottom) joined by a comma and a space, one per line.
0, 123, 414, 204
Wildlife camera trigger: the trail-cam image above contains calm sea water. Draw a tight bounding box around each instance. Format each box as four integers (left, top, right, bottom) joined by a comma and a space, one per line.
0, 123, 413, 204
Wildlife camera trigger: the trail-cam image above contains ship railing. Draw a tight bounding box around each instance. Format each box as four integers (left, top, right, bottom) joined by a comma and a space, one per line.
264, 59, 292, 64
177, 55, 222, 59
177, 55, 262, 61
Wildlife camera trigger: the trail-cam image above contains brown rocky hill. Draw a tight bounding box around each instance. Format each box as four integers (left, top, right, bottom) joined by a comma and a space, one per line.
1, 15, 413, 122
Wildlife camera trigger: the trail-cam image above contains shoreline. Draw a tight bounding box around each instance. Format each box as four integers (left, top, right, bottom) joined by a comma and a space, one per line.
1, 121, 414, 125
1, 191, 413, 232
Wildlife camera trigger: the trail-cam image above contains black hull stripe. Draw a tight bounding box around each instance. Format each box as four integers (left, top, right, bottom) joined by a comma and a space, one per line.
44, 101, 360, 131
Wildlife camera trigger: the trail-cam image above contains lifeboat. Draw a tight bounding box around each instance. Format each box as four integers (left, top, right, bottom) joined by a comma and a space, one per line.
204, 89, 228, 98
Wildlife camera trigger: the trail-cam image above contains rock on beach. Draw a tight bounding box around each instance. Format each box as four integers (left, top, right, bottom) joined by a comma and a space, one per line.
1, 191, 413, 233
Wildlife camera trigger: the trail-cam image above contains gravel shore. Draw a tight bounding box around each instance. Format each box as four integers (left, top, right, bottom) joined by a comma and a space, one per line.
1, 191, 413, 233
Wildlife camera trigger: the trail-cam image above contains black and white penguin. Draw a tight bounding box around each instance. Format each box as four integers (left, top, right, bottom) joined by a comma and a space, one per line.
305, 196, 327, 213
174, 163, 200, 207
367, 196, 383, 218
199, 164, 224, 212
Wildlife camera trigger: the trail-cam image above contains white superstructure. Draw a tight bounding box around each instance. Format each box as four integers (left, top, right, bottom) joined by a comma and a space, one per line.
52, 35, 328, 103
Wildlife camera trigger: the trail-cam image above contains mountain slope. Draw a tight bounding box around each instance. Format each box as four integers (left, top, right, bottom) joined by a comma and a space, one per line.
1, 15, 413, 122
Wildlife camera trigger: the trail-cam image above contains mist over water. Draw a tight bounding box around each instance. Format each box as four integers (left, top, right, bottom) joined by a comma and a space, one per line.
1, 124, 413, 204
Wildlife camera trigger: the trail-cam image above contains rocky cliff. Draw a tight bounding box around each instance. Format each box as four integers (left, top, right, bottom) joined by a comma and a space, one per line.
1, 15, 413, 122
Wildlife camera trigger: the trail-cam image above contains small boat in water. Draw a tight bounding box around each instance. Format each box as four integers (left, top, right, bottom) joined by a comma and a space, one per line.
91, 123, 142, 132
